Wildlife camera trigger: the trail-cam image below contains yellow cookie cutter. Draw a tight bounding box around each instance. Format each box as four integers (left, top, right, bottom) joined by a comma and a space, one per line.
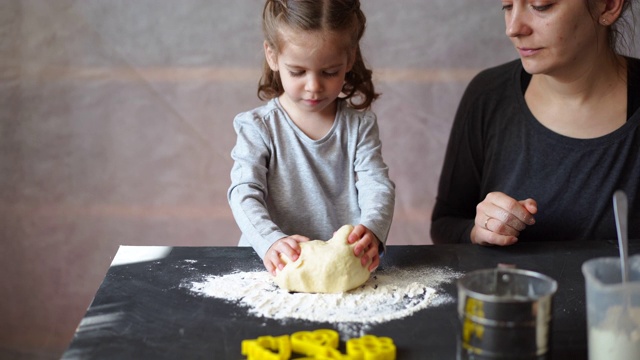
291, 329, 341, 358
241, 335, 291, 360
241, 329, 396, 360
346, 335, 396, 360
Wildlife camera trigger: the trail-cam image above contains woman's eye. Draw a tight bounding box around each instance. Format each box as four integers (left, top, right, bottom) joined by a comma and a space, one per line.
531, 4, 552, 11
501, 3, 551, 12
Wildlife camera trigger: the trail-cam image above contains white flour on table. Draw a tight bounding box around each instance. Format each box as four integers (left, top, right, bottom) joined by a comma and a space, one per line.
185, 266, 461, 337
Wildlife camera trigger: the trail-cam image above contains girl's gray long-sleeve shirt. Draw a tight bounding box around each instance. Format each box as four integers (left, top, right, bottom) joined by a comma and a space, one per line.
228, 98, 395, 259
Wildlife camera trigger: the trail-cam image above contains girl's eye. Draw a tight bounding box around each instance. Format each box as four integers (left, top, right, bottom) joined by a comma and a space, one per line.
323, 71, 339, 78
288, 71, 304, 77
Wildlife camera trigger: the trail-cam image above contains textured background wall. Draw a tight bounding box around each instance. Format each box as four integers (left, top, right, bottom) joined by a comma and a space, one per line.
1, 1, 638, 358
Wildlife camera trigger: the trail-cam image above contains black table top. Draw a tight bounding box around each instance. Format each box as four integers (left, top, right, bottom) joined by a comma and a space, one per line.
61, 240, 640, 360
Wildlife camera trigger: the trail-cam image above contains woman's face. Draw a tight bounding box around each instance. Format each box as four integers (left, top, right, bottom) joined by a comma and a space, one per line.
501, 0, 606, 77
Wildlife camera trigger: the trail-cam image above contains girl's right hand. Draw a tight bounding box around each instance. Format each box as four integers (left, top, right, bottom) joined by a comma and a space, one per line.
264, 235, 310, 276
470, 192, 537, 246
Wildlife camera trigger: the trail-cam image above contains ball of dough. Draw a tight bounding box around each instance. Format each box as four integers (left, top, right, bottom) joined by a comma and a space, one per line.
273, 225, 372, 293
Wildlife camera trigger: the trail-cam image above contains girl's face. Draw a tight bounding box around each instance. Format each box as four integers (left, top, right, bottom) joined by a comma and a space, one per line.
502, 0, 606, 77
265, 28, 353, 120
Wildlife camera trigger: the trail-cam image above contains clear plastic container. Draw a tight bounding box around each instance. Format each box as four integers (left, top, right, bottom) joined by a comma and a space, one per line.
582, 255, 640, 360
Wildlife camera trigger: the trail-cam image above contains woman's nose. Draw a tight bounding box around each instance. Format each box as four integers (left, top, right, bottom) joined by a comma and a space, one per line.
506, 8, 532, 38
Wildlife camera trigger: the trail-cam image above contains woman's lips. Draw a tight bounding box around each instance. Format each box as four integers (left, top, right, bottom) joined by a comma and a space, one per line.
518, 47, 541, 57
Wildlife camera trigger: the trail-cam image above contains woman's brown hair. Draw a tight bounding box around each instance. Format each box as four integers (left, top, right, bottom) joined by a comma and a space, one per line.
586, 0, 636, 56
257, 0, 379, 110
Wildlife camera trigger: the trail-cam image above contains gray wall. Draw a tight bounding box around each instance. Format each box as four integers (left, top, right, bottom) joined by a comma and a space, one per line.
1, 1, 637, 358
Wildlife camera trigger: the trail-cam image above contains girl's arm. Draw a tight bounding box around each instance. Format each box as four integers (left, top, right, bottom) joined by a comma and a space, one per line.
352, 112, 395, 253
228, 112, 287, 259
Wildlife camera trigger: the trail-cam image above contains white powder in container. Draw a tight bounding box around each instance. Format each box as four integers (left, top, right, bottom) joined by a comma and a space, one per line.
588, 305, 640, 360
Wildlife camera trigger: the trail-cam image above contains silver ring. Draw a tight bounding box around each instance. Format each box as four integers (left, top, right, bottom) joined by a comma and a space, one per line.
484, 217, 491, 230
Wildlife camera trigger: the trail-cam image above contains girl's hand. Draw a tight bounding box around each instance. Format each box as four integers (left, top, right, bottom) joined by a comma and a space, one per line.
470, 191, 537, 246
347, 224, 381, 272
264, 235, 310, 276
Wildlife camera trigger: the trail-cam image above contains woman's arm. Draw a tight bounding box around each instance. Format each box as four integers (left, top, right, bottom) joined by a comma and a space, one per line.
431, 76, 485, 244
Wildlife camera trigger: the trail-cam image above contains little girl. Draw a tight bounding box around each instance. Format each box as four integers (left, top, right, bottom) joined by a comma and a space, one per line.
228, 0, 395, 276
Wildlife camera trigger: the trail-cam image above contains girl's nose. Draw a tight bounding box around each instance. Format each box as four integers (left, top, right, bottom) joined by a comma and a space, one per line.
506, 8, 532, 38
305, 74, 322, 92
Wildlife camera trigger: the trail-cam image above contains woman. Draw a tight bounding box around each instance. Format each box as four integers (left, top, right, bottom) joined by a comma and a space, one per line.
431, 0, 639, 245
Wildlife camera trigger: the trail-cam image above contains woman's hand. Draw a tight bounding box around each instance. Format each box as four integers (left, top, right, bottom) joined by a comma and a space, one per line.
347, 224, 381, 272
264, 235, 310, 276
470, 192, 537, 246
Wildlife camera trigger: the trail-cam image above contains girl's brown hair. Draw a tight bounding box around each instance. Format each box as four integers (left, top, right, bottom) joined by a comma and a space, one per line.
257, 0, 379, 110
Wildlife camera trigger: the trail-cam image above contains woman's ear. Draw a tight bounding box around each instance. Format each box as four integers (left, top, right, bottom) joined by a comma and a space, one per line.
599, 0, 625, 25
264, 41, 279, 71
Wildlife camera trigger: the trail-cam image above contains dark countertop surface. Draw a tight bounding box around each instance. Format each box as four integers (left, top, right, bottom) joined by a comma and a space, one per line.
61, 240, 640, 359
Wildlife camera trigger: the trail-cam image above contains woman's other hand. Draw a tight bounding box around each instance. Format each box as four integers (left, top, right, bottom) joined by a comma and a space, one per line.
471, 192, 537, 246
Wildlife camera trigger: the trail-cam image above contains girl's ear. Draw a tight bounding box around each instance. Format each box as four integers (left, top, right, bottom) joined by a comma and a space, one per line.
599, 0, 625, 25
264, 41, 279, 71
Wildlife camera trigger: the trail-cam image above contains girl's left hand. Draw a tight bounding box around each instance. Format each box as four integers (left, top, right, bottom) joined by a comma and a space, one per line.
347, 224, 380, 272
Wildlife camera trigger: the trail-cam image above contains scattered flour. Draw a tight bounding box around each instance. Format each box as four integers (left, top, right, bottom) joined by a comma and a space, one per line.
186, 266, 461, 336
